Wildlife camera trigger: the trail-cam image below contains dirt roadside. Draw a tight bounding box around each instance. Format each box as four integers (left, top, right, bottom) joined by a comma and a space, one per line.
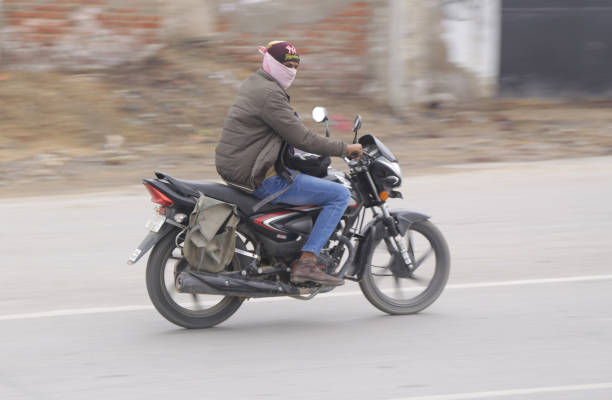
1, 43, 612, 198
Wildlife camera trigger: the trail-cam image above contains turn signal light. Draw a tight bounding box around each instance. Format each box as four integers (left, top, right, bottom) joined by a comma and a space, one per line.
144, 183, 174, 207
379, 191, 389, 201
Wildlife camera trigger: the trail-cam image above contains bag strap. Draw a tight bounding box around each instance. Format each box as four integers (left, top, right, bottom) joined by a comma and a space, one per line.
252, 170, 298, 212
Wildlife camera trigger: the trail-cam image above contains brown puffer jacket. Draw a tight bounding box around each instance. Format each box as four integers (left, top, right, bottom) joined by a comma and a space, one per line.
215, 69, 346, 192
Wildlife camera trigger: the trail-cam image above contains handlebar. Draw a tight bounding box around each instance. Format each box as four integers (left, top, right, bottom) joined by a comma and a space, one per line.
344, 150, 371, 168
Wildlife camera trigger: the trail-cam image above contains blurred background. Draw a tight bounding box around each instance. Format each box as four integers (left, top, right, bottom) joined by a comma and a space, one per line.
1, 0, 612, 196
2, 2, 612, 399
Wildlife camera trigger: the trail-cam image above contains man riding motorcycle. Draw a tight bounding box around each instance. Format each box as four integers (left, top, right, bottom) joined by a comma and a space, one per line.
215, 40, 363, 286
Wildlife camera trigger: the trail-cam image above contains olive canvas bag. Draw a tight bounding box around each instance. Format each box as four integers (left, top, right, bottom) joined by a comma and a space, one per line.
183, 194, 240, 273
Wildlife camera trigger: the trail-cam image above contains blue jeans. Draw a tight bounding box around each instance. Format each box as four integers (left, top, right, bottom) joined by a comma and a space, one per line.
252, 172, 351, 255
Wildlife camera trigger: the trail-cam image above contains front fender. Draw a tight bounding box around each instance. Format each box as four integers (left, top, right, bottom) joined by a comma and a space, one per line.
352, 210, 429, 280
391, 209, 430, 235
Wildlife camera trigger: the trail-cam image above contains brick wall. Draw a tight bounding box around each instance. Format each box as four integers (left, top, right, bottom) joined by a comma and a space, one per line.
1, 0, 163, 70
0, 0, 388, 98
213, 0, 381, 96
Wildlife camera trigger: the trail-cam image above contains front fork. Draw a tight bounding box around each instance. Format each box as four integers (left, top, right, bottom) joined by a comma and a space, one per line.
363, 170, 413, 268
380, 204, 413, 267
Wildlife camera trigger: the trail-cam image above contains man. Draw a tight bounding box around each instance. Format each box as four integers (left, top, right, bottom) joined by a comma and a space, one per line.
215, 40, 363, 286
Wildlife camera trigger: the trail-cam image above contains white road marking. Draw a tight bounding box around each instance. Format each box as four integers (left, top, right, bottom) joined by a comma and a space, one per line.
386, 382, 612, 400
447, 274, 612, 289
1, 274, 611, 322
0, 305, 154, 321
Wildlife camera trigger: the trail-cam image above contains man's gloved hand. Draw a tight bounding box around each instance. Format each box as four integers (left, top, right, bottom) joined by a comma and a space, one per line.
345, 144, 363, 160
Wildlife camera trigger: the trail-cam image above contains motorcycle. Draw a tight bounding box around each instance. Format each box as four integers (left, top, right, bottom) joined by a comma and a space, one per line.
128, 107, 450, 329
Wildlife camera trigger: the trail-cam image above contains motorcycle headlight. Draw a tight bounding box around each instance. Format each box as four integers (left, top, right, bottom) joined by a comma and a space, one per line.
387, 161, 402, 178
374, 158, 402, 187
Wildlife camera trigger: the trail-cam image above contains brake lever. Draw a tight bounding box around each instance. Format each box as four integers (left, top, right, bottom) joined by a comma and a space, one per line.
345, 151, 368, 167
344, 157, 359, 167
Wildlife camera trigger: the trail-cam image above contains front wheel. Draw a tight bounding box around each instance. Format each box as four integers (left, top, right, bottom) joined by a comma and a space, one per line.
146, 228, 244, 329
359, 220, 450, 315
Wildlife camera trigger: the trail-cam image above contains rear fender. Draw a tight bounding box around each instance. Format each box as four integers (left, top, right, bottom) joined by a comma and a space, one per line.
127, 223, 177, 265
352, 210, 429, 280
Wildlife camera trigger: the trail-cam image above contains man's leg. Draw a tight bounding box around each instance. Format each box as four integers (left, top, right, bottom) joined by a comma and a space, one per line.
268, 173, 350, 285
252, 173, 350, 284
273, 173, 351, 255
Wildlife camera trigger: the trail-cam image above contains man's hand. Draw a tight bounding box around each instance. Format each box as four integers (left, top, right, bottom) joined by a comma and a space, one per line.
346, 144, 363, 160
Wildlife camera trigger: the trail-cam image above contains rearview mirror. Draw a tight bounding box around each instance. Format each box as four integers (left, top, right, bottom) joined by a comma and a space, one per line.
353, 115, 362, 132
312, 106, 328, 123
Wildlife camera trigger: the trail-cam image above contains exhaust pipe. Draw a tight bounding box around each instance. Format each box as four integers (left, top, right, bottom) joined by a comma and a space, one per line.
176, 270, 300, 298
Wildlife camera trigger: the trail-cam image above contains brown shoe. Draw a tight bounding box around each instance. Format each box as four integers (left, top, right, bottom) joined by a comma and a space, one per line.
290, 258, 344, 286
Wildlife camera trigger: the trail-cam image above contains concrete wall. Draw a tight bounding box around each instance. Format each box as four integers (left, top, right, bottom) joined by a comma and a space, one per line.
439, 0, 500, 98
382, 0, 501, 115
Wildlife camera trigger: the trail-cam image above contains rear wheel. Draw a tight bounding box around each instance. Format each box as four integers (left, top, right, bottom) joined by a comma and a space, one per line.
146, 228, 244, 329
359, 220, 450, 315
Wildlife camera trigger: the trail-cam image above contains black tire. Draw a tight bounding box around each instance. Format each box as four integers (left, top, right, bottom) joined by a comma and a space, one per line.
146, 228, 244, 329
359, 220, 450, 315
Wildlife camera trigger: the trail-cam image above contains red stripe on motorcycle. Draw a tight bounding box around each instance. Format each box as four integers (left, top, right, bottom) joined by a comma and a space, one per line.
253, 211, 292, 233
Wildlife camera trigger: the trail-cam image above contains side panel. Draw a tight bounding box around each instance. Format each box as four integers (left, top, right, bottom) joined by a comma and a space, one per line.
249, 207, 320, 240
247, 208, 319, 258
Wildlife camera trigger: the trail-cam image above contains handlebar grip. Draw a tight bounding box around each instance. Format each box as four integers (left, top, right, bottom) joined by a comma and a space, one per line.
349, 151, 361, 159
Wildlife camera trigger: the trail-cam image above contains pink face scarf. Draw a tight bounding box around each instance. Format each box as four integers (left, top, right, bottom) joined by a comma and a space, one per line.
258, 46, 297, 90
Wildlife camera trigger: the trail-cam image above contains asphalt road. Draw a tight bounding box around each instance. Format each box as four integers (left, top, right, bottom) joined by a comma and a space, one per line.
1, 156, 611, 400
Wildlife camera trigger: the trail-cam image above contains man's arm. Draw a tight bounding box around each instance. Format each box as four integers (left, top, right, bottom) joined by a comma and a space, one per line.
262, 90, 347, 157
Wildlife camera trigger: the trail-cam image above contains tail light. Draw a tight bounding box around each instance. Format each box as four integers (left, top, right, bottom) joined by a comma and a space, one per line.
144, 183, 174, 207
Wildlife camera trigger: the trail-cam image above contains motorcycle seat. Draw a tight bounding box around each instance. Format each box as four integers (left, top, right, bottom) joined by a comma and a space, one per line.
173, 179, 288, 216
